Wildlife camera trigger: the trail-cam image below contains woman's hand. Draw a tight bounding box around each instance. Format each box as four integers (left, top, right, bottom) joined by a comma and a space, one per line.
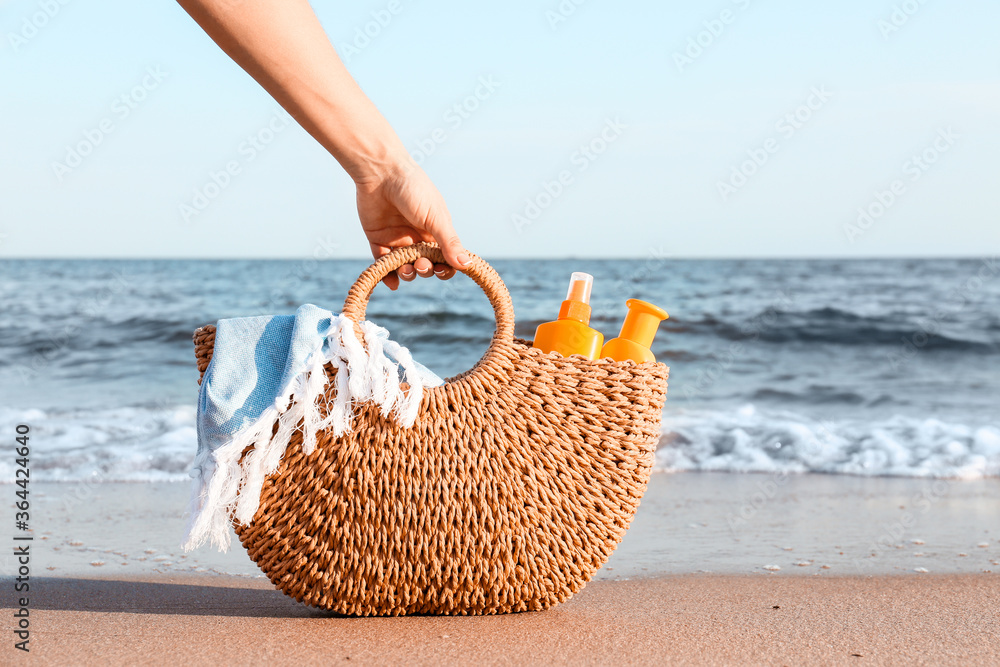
356, 159, 469, 290
176, 0, 469, 290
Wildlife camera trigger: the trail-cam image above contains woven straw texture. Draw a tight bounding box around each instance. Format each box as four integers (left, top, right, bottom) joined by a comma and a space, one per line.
192, 243, 669, 616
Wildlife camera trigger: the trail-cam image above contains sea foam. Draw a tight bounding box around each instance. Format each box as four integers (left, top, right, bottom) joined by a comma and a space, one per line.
658, 404, 1000, 479
1, 403, 998, 482
0, 405, 197, 483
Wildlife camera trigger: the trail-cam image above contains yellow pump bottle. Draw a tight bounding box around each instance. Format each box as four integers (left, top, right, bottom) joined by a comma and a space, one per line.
600, 299, 668, 363
532, 272, 604, 360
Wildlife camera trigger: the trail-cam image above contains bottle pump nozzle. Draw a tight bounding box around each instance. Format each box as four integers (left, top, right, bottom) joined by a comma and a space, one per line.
558, 272, 594, 324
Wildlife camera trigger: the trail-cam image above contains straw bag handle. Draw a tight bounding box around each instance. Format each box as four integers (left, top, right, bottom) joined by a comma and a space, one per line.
341, 242, 516, 350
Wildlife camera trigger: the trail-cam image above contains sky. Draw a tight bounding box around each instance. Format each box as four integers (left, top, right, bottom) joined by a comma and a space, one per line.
1, 0, 998, 259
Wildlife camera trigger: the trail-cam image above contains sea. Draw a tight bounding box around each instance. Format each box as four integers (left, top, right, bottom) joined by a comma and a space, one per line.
1, 257, 998, 482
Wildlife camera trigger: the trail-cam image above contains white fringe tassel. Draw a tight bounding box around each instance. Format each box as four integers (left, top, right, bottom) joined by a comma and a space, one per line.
182, 317, 427, 552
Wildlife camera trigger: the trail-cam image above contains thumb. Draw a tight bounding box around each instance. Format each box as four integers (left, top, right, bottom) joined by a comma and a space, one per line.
428, 218, 471, 270
388, 166, 471, 268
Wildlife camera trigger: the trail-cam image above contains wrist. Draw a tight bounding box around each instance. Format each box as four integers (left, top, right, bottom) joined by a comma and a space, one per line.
344, 140, 416, 186
286, 76, 412, 185
327, 107, 414, 185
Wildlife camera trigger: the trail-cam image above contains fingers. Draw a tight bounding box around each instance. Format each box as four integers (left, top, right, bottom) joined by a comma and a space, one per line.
382, 273, 400, 290
398, 264, 417, 282
389, 262, 453, 288
433, 263, 456, 280
395, 261, 456, 285
397, 261, 454, 284
413, 257, 435, 277
371, 250, 449, 291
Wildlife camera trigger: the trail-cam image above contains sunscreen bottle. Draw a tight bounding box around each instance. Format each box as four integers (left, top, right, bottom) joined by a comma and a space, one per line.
533, 272, 604, 360
600, 299, 668, 363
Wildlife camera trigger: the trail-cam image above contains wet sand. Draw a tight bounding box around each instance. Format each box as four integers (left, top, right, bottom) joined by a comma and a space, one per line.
17, 473, 999, 578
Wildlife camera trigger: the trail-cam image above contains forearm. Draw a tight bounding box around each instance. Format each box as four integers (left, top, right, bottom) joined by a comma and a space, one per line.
177, 0, 407, 183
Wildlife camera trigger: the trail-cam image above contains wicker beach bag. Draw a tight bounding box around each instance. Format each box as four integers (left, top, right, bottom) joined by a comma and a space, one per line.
192, 243, 669, 615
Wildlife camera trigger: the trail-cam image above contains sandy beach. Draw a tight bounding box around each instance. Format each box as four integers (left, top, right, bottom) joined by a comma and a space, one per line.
3, 473, 997, 665
4, 573, 998, 666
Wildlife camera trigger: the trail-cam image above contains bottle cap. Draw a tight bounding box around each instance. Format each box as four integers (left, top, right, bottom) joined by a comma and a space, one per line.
619, 298, 668, 348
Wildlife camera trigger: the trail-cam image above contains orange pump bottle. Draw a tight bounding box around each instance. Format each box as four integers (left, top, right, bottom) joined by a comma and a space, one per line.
600, 299, 668, 363
533, 272, 604, 360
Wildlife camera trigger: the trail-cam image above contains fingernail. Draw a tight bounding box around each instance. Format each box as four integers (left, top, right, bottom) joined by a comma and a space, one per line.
400, 268, 414, 278
457, 253, 470, 267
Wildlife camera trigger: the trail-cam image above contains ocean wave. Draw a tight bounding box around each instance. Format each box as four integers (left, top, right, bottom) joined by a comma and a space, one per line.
0, 405, 197, 483
0, 315, 200, 353
657, 405, 1000, 479
749, 386, 869, 406
678, 307, 998, 351
367, 311, 498, 329
2, 402, 998, 482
